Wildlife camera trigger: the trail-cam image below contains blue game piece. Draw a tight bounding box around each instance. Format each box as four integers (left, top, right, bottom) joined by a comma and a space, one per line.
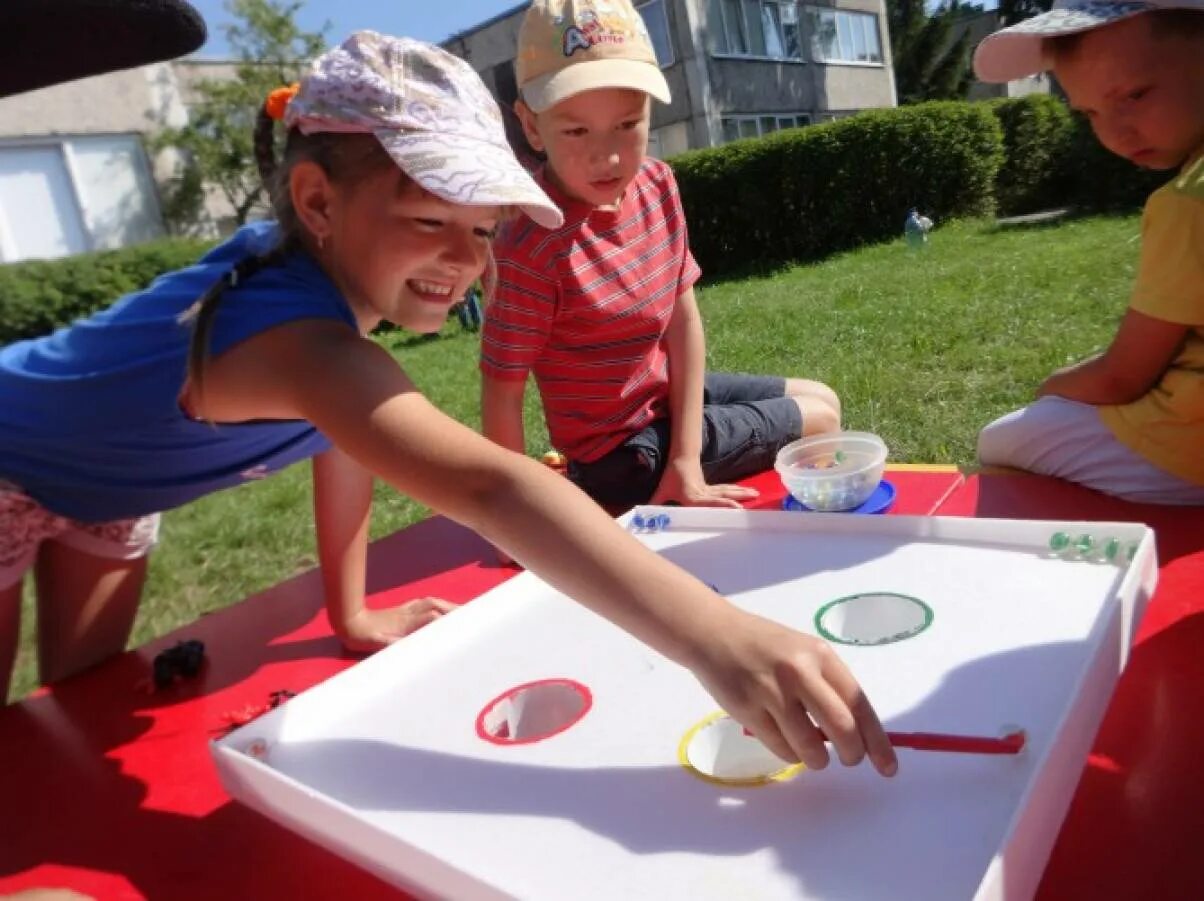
632, 513, 646, 530
655, 514, 671, 530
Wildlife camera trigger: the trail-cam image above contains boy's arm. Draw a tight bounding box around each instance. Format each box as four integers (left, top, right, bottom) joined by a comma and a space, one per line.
1037, 308, 1188, 405
313, 448, 453, 651
481, 375, 528, 455
653, 287, 756, 506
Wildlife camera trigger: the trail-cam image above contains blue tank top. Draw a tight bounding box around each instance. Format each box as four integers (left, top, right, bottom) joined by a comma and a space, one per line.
0, 221, 358, 521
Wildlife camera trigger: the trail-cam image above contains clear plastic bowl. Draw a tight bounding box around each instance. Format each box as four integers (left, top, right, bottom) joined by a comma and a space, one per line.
774, 431, 888, 512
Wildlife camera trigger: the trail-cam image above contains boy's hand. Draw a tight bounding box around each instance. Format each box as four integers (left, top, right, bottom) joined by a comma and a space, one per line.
688, 607, 898, 777
337, 598, 457, 653
651, 458, 758, 508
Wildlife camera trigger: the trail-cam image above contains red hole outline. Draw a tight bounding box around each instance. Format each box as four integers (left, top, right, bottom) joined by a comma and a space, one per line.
474, 678, 593, 746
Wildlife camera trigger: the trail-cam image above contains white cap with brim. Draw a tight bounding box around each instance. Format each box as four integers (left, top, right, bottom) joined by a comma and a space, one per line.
973, 0, 1203, 84
521, 58, 672, 114
286, 34, 563, 230
375, 129, 564, 230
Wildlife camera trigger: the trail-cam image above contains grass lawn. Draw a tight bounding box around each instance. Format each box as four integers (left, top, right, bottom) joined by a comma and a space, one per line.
8, 214, 1141, 700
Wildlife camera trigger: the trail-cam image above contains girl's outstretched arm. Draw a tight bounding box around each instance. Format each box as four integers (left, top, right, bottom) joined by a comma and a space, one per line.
203, 321, 898, 776
312, 448, 454, 652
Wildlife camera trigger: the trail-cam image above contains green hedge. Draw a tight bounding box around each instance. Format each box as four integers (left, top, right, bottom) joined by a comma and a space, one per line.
990, 95, 1075, 216
989, 94, 1164, 216
0, 97, 1171, 344
1063, 113, 1166, 212
670, 102, 1004, 276
0, 238, 212, 345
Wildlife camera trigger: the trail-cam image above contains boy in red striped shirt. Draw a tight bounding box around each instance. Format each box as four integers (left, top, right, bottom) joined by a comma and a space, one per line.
481, 0, 841, 509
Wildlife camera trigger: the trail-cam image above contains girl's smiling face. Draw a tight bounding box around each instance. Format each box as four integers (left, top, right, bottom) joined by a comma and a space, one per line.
1054, 15, 1204, 171
299, 161, 500, 334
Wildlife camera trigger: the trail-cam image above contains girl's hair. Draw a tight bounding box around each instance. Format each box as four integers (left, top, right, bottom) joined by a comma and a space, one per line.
181, 106, 393, 413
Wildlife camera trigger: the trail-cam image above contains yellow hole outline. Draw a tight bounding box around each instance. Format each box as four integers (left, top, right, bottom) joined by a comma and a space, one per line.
678, 711, 806, 788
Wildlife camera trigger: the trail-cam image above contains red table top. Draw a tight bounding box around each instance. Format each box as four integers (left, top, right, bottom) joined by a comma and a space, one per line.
1, 466, 1200, 900
932, 470, 1204, 901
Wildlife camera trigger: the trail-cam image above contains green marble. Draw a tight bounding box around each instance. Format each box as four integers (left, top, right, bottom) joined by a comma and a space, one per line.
1049, 531, 1071, 552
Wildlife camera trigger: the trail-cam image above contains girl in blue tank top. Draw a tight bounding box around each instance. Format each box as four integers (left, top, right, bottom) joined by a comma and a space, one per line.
0, 31, 899, 779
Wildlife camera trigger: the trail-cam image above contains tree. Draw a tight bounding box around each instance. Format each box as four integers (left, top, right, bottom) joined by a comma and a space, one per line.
998, 0, 1053, 26
886, 0, 978, 104
154, 0, 327, 233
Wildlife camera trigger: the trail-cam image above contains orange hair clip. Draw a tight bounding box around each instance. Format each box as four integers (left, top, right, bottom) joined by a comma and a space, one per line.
264, 83, 300, 120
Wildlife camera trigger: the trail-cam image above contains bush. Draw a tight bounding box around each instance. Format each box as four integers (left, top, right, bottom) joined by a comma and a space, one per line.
0, 238, 212, 345
1064, 113, 1167, 213
670, 102, 1004, 276
990, 95, 1075, 216
988, 94, 1165, 216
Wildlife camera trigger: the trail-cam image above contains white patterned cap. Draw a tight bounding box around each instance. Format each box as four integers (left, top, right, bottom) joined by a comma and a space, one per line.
285, 32, 563, 228
974, 0, 1204, 83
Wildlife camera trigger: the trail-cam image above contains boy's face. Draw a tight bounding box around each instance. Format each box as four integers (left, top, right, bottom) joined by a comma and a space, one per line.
1055, 15, 1204, 170
518, 87, 650, 208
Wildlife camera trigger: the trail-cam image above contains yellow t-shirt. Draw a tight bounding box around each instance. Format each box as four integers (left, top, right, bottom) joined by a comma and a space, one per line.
1099, 153, 1204, 485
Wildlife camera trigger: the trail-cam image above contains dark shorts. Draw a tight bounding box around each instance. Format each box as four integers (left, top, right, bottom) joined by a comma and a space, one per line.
567, 373, 803, 509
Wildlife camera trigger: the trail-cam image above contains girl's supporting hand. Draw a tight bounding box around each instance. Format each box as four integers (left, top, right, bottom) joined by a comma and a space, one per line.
688, 606, 899, 777
336, 598, 457, 654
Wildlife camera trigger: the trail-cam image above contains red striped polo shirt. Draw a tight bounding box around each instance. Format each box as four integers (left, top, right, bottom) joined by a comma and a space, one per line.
481, 158, 701, 463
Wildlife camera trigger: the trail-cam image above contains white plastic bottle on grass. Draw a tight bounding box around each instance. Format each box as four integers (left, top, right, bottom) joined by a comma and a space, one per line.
904, 208, 933, 249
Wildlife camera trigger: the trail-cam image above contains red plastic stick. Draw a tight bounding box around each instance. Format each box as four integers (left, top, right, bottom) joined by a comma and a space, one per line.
743, 726, 1026, 755
882, 729, 1026, 755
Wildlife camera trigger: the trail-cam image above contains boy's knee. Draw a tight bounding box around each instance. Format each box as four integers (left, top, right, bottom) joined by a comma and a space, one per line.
977, 410, 1030, 466
785, 378, 840, 414
797, 396, 841, 436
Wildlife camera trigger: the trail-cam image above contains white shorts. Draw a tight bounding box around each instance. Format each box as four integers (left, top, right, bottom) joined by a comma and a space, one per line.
0, 481, 160, 589
977, 396, 1204, 505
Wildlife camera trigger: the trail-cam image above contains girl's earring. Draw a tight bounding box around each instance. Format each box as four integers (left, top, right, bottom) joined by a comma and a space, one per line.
318, 234, 327, 252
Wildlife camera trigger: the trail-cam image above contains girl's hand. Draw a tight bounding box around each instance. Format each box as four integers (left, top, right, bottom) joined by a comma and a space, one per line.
337, 598, 457, 654
689, 608, 898, 776
650, 458, 758, 508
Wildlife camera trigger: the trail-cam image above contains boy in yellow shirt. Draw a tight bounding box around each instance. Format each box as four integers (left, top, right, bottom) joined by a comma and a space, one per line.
975, 1, 1204, 504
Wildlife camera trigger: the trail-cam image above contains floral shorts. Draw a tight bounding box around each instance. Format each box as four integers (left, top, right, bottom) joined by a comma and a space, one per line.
0, 481, 160, 589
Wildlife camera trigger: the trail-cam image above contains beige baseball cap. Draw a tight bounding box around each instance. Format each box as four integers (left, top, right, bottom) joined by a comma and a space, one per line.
517, 0, 671, 113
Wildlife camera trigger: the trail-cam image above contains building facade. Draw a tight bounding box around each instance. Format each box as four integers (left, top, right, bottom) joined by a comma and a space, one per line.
0, 60, 239, 263
958, 10, 1051, 102
443, 0, 898, 160
0, 1, 904, 263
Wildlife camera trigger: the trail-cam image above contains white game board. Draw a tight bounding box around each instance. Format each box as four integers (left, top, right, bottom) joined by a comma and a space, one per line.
213, 509, 1157, 901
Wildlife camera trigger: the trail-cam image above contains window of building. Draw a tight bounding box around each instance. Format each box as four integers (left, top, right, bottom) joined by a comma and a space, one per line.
648, 121, 692, 159
709, 0, 804, 61
0, 134, 164, 262
720, 112, 811, 143
804, 7, 883, 64
637, 0, 675, 68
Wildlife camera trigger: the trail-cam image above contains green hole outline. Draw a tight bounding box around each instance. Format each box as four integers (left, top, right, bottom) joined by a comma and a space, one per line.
814, 592, 935, 647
